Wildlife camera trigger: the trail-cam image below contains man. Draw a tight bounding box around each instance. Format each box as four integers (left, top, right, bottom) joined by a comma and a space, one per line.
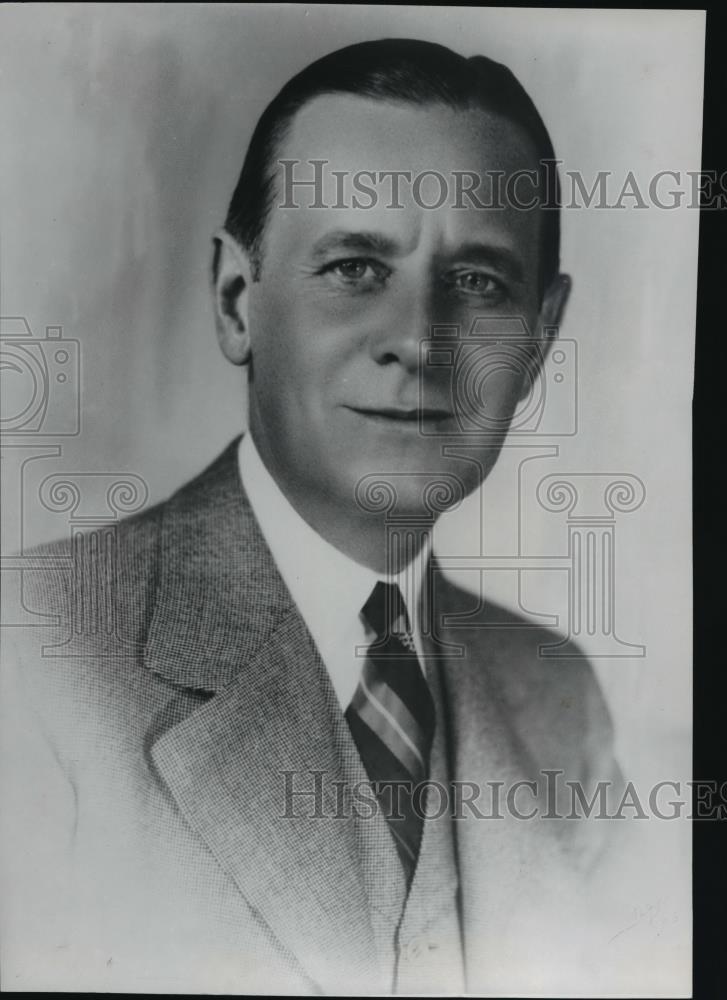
2, 38, 626, 994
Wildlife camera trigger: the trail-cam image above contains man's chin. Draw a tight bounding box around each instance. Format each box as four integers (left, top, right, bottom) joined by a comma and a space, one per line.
343, 456, 479, 522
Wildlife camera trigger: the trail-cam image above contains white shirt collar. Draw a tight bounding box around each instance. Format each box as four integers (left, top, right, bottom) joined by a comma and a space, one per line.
237, 431, 431, 708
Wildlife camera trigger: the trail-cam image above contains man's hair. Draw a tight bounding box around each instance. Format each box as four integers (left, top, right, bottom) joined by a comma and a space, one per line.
224, 38, 561, 291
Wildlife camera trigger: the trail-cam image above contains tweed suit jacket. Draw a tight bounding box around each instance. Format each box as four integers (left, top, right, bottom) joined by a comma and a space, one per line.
1, 436, 627, 994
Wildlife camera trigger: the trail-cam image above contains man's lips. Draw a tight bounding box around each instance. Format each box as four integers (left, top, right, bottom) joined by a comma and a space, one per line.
346, 405, 452, 422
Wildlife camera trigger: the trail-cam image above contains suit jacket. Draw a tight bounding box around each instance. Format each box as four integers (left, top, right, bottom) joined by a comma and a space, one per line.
1, 437, 629, 994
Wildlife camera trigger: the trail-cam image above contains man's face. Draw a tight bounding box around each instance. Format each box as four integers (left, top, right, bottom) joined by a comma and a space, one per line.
240, 95, 564, 521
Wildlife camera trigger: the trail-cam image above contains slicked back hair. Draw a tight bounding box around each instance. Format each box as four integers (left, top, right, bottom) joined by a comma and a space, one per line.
224, 38, 561, 294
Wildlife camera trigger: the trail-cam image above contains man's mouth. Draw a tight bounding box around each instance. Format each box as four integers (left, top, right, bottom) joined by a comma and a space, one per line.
347, 406, 452, 424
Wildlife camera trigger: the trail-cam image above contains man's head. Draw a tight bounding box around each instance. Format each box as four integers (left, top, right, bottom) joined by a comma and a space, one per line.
212, 38, 570, 543
223, 38, 562, 292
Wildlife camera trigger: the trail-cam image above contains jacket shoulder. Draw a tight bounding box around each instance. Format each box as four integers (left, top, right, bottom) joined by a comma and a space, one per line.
19, 498, 164, 644
437, 574, 618, 782
18, 438, 243, 639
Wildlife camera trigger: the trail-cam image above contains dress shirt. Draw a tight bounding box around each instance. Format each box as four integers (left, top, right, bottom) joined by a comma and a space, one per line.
238, 432, 431, 709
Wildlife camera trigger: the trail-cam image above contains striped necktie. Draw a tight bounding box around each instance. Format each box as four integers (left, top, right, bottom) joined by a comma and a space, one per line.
345, 581, 435, 883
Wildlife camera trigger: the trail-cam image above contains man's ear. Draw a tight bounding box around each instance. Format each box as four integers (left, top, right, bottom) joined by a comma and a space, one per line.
539, 272, 572, 334
519, 273, 572, 398
210, 228, 254, 366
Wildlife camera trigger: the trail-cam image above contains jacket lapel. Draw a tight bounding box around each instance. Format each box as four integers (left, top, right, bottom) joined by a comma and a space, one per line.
433, 568, 582, 993
143, 439, 382, 992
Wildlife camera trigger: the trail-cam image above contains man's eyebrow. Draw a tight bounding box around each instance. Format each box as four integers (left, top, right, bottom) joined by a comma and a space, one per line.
310, 230, 401, 260
446, 243, 526, 283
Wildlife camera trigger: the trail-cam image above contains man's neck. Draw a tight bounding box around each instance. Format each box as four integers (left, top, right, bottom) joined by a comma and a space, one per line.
305, 516, 428, 577
242, 427, 430, 576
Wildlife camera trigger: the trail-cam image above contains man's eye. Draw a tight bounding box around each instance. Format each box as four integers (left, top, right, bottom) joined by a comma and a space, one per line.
323, 258, 391, 287
446, 270, 505, 299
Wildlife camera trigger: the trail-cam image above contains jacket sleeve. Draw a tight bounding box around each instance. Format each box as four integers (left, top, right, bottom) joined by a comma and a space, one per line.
0, 623, 79, 989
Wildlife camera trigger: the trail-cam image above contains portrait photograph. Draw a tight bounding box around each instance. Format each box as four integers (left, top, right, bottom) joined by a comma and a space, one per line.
0, 5, 706, 996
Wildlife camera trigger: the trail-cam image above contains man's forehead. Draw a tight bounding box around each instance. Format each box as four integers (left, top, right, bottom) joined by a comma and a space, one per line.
264, 93, 544, 263
278, 93, 540, 177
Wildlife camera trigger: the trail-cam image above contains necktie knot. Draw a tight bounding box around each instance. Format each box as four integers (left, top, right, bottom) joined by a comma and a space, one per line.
361, 580, 411, 642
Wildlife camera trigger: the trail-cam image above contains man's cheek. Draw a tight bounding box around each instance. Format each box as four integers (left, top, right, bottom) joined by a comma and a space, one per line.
307, 286, 397, 332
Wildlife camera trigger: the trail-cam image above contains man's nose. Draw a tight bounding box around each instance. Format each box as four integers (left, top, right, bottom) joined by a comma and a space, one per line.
368, 285, 434, 372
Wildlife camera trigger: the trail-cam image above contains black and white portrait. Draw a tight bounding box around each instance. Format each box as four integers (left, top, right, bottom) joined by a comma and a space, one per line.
0, 6, 704, 995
